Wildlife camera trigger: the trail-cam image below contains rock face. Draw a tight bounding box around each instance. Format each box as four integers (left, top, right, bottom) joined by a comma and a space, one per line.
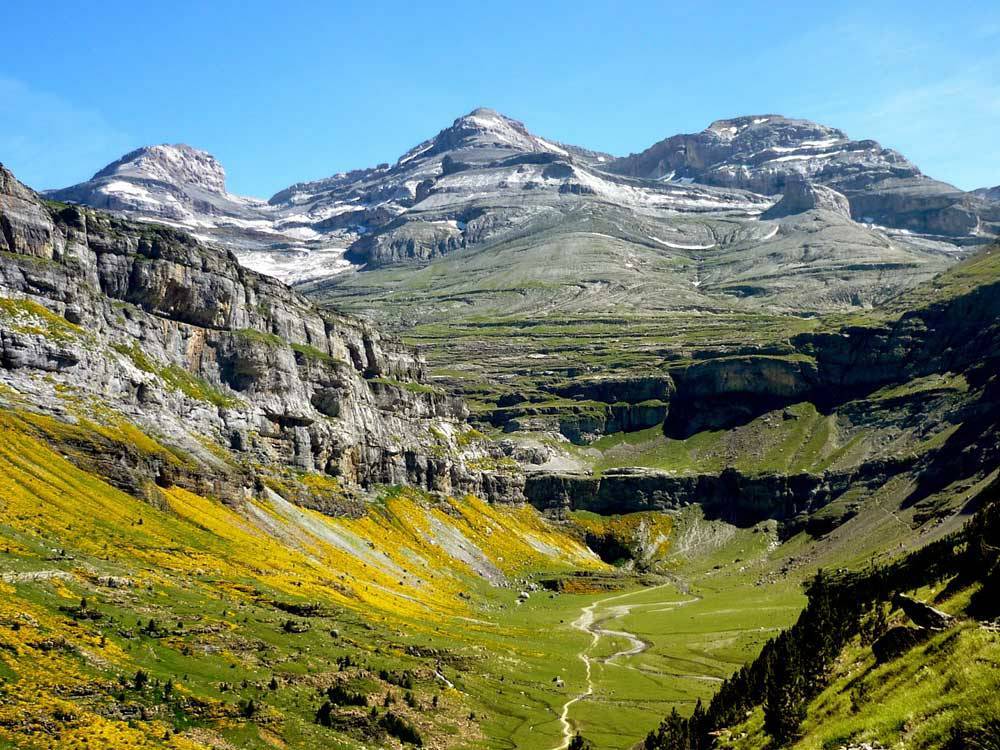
608, 115, 998, 239
761, 177, 851, 220
522, 462, 903, 525
973, 185, 1000, 203
0, 165, 58, 258
2, 162, 519, 504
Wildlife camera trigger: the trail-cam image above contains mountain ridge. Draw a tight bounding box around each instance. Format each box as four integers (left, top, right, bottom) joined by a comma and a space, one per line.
46, 108, 998, 291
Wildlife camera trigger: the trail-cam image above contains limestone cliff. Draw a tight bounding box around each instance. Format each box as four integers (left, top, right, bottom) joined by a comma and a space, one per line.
0, 163, 522, 505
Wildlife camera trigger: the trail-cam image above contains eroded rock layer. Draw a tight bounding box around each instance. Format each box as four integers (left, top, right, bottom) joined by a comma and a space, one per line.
1, 163, 521, 504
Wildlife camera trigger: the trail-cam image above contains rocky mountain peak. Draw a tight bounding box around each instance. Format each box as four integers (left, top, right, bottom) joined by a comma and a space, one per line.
454, 106, 521, 131
91, 143, 228, 195
443, 107, 540, 147
396, 107, 571, 166
45, 143, 267, 230
1, 162, 39, 201
705, 115, 847, 146
601, 114, 982, 236
0, 162, 57, 260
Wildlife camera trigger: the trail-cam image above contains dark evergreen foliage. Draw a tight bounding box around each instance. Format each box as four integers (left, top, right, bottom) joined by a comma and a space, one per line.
315, 700, 335, 727
326, 683, 368, 707
379, 711, 423, 746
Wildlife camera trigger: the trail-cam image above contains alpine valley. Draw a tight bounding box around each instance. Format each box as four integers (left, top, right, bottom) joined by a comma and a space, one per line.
1, 107, 999, 750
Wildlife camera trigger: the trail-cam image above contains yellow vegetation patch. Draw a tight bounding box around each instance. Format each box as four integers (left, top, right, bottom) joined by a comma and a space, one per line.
0, 406, 612, 749
0, 295, 84, 344
569, 510, 674, 565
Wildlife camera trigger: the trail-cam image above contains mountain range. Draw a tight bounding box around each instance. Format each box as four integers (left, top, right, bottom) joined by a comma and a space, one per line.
48, 109, 1000, 312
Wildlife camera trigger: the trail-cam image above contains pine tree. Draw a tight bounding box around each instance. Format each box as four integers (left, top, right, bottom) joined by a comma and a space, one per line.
689, 699, 707, 750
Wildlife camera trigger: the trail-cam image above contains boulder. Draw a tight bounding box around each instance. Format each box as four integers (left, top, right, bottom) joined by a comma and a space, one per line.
893, 593, 954, 630
872, 625, 929, 664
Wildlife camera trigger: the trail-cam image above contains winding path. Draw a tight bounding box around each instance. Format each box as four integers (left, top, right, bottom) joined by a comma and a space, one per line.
553, 584, 697, 749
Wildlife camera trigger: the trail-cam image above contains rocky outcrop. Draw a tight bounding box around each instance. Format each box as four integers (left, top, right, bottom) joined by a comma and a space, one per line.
2, 163, 518, 505
663, 355, 818, 436
849, 177, 993, 237
523, 460, 906, 525
761, 177, 851, 219
794, 281, 1000, 391
485, 396, 668, 445
973, 185, 1000, 203
552, 374, 675, 404
0, 165, 58, 258
872, 625, 930, 664
660, 262, 1000, 435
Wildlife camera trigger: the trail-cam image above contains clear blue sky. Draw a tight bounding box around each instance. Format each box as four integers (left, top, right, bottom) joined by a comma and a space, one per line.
2, 0, 998, 197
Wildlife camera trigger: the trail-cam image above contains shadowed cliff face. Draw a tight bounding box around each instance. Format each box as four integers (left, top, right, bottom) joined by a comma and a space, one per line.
518, 245, 1000, 525
0, 163, 523, 504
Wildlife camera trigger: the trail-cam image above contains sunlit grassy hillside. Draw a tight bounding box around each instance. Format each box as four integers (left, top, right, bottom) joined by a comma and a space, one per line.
0, 407, 614, 750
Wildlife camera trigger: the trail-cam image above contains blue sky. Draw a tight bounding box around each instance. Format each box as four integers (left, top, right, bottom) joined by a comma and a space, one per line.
2, 0, 998, 197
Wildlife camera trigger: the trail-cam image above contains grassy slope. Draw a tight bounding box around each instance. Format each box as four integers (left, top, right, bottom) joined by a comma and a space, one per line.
719, 583, 1000, 750
0, 407, 817, 750
0, 408, 606, 750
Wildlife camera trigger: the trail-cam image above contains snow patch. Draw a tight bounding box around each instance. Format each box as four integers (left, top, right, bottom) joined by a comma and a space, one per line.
759, 225, 779, 241
534, 137, 569, 157
235, 245, 356, 284
768, 150, 845, 163
398, 141, 434, 165
649, 235, 716, 250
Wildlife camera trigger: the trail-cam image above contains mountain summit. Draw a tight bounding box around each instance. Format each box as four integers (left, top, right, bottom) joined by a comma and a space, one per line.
396, 107, 574, 165
609, 114, 912, 189
91, 143, 229, 194
48, 143, 262, 224
606, 114, 997, 236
